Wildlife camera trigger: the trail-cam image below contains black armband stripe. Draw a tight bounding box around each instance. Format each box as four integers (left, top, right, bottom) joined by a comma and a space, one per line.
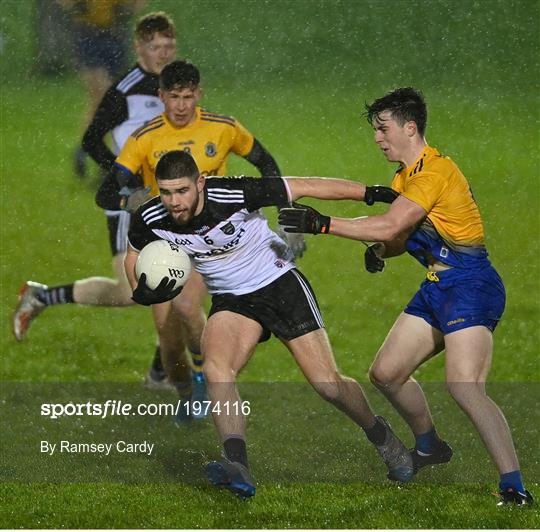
131, 117, 164, 138
133, 121, 165, 139
133, 115, 163, 132
201, 111, 235, 122
201, 117, 236, 127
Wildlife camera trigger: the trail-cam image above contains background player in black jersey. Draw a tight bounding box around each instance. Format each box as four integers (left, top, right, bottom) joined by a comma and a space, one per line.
13, 12, 180, 386
125, 150, 412, 498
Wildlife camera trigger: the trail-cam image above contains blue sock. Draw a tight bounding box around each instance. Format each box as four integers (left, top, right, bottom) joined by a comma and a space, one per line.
499, 470, 525, 493
415, 428, 439, 454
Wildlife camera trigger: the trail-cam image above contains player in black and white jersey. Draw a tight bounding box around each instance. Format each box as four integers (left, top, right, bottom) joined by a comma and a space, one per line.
126, 150, 413, 498
13, 13, 180, 386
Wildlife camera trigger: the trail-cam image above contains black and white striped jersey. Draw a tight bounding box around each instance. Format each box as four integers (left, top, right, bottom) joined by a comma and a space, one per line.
82, 64, 163, 171
128, 177, 295, 295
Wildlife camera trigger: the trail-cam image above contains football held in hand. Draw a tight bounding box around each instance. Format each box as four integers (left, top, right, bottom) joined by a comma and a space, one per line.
135, 240, 192, 290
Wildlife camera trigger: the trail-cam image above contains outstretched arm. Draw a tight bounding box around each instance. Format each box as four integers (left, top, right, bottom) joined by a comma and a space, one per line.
283, 177, 398, 205
330, 196, 425, 241
285, 177, 365, 202
279, 195, 425, 242
244, 141, 310, 258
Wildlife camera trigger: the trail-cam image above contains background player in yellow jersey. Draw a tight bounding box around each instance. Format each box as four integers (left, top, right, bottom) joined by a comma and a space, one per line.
279, 88, 532, 505
96, 60, 304, 416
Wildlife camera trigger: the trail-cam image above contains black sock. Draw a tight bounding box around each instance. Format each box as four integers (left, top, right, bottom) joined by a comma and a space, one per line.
363, 417, 387, 446
224, 436, 248, 468
151, 346, 164, 372
37, 284, 74, 306
415, 427, 440, 454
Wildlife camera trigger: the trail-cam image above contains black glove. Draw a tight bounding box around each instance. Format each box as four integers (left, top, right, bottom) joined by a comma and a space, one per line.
278, 204, 331, 234
114, 165, 141, 189
364, 243, 385, 273
131, 273, 183, 306
364, 186, 399, 206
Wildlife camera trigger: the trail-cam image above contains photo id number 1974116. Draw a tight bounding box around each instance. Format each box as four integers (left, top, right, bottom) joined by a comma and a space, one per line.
180, 400, 251, 417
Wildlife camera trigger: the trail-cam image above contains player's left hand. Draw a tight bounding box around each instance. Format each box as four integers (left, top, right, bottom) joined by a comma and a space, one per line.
131, 273, 183, 306
364, 186, 399, 206
278, 204, 330, 234
364, 243, 386, 273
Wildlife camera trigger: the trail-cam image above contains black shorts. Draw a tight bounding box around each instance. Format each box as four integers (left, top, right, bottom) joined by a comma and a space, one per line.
209, 269, 325, 342
105, 210, 131, 256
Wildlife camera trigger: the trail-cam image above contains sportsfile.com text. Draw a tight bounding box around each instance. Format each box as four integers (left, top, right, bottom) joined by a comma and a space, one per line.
41, 400, 251, 420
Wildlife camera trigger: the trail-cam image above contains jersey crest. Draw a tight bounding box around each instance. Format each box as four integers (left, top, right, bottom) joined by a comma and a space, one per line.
205, 142, 217, 157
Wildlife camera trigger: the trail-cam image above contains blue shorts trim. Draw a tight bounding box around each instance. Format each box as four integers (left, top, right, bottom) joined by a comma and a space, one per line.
404, 265, 506, 335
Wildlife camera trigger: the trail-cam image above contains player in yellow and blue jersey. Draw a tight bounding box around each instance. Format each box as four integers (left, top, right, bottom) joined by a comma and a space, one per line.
278, 88, 533, 506
114, 95, 256, 196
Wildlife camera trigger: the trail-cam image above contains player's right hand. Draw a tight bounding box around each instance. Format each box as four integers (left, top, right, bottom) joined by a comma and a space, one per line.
364, 243, 386, 273
131, 273, 183, 306
121, 186, 152, 214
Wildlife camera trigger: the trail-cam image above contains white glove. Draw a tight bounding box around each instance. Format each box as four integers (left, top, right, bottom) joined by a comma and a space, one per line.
276, 226, 307, 259
121, 186, 153, 214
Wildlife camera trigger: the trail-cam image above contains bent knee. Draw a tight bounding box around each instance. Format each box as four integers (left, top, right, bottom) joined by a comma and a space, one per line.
173, 295, 202, 321
368, 363, 399, 388
203, 358, 237, 383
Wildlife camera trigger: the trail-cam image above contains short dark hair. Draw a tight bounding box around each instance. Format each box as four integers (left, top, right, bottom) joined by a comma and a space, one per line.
135, 11, 176, 41
156, 150, 200, 181
365, 87, 427, 136
160, 60, 200, 91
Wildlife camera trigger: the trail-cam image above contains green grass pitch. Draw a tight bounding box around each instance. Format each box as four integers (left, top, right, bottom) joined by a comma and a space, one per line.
1, 0, 539, 528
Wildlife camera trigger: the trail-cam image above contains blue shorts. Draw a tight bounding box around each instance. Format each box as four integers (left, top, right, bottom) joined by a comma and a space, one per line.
404, 265, 506, 335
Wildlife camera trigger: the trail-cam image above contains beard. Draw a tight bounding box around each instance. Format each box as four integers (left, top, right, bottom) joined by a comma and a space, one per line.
168, 197, 199, 226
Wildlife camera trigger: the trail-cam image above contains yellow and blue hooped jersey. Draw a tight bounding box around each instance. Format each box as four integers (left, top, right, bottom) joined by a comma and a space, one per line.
391, 146, 490, 269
